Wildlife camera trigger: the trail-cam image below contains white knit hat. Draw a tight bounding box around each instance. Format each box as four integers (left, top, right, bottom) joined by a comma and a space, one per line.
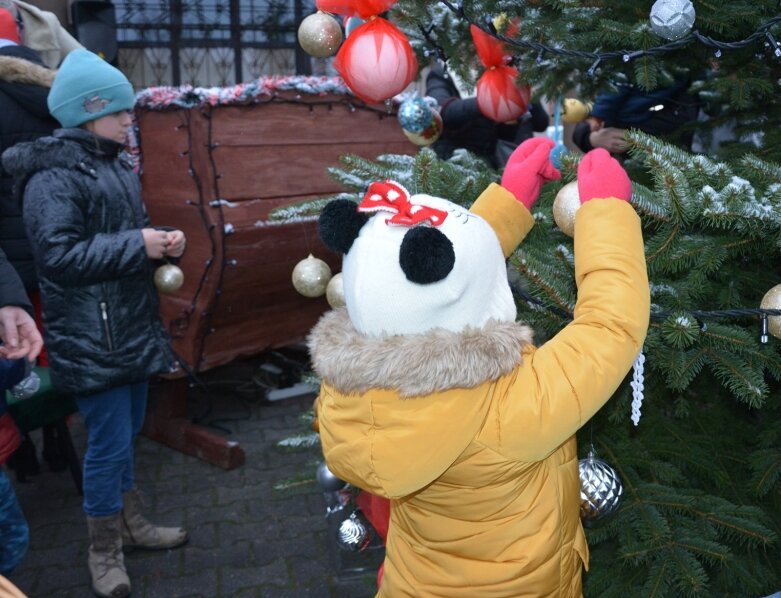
340, 184, 516, 337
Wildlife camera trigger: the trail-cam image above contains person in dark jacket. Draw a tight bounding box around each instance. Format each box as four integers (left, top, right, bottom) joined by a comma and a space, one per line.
0, 22, 58, 293
425, 63, 550, 169
571, 78, 700, 155
0, 246, 41, 577
2, 49, 188, 598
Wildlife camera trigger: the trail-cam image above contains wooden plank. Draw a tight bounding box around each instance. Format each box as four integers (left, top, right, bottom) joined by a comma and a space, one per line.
210, 100, 410, 146
211, 142, 412, 200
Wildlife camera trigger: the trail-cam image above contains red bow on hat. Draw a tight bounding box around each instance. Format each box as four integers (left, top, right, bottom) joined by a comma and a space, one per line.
358, 180, 448, 227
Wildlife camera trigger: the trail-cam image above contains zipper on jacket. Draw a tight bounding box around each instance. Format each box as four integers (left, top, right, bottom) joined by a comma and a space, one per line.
99, 301, 114, 351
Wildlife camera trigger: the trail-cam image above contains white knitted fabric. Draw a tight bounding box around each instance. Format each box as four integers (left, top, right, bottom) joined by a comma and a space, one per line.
343, 193, 516, 337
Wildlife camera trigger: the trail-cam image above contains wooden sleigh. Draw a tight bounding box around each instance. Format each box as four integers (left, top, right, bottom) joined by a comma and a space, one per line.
134, 82, 414, 468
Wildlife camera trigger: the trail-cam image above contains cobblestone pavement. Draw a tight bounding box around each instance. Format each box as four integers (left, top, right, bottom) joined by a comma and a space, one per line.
6, 358, 381, 598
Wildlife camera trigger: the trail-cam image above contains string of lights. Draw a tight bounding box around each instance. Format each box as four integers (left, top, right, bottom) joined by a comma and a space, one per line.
509, 283, 781, 344
432, 1, 781, 72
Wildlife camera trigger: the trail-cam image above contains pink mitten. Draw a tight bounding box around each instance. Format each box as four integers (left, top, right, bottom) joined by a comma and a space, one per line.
501, 137, 561, 209
577, 148, 632, 203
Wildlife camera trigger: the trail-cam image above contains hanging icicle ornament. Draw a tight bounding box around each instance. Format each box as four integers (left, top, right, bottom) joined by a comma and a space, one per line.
397, 95, 443, 146
470, 23, 530, 123
760, 284, 781, 339
337, 510, 372, 551
292, 254, 332, 297
649, 0, 696, 41
318, 0, 417, 104
297, 10, 344, 58
326, 272, 346, 308
630, 351, 646, 426
579, 448, 624, 524
549, 98, 568, 169
552, 181, 581, 238
154, 263, 185, 294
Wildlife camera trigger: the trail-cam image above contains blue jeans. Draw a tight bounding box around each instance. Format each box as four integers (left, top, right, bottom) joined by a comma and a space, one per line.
0, 468, 29, 575
75, 382, 148, 517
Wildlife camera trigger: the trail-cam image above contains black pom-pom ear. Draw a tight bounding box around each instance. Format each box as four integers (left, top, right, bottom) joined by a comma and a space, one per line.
318, 199, 369, 254
399, 227, 455, 284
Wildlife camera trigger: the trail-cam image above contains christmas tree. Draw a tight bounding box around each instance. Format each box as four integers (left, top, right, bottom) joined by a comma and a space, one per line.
285, 1, 781, 595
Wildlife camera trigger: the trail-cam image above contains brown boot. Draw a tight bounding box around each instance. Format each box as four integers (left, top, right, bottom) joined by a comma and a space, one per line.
86, 514, 131, 598
121, 488, 188, 550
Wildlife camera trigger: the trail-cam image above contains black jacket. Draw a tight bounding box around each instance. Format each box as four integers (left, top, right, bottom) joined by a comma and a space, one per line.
2, 128, 176, 396
0, 247, 31, 313
0, 45, 59, 291
425, 64, 549, 169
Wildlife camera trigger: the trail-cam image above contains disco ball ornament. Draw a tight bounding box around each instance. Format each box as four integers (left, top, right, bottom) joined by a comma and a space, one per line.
297, 11, 343, 58
10, 370, 41, 401
398, 96, 434, 134
552, 181, 581, 237
402, 110, 443, 147
154, 263, 184, 294
316, 461, 348, 492
649, 0, 695, 41
326, 272, 345, 309
579, 450, 624, 524
292, 254, 332, 297
760, 284, 781, 339
337, 511, 372, 552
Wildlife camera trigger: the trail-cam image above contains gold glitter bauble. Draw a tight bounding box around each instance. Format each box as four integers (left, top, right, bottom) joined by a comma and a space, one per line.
561, 98, 593, 124
297, 11, 343, 58
553, 181, 581, 237
292, 254, 332, 297
325, 272, 345, 309
760, 284, 781, 339
154, 264, 184, 294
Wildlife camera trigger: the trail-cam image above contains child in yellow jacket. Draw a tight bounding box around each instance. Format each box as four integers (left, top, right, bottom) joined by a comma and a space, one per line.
310, 138, 649, 597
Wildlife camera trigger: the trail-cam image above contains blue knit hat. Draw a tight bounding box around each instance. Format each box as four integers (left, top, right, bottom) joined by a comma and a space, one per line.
48, 49, 135, 128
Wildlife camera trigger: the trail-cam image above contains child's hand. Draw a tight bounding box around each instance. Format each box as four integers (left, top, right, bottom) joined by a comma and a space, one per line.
164, 230, 187, 258
577, 148, 632, 203
141, 228, 168, 259
501, 137, 561, 209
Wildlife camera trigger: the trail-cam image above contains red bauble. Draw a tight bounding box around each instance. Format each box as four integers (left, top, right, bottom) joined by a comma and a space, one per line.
476, 66, 531, 123
332, 17, 418, 104
317, 0, 396, 19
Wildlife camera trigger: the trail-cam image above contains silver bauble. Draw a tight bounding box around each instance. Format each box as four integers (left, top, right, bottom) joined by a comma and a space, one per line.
760, 284, 781, 340
292, 254, 332, 298
336, 511, 371, 552
10, 370, 41, 401
579, 451, 623, 523
552, 181, 581, 238
154, 263, 185, 294
325, 272, 345, 309
297, 11, 343, 58
649, 0, 695, 41
316, 461, 347, 492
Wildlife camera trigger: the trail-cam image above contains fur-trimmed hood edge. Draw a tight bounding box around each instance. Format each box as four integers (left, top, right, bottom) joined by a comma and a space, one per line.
308, 308, 534, 397
0, 54, 55, 87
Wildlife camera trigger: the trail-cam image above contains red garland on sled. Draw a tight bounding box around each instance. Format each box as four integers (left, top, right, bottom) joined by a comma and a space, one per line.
317, 0, 418, 104
470, 24, 530, 123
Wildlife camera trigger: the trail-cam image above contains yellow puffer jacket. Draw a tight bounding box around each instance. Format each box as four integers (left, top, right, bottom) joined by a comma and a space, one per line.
310, 184, 650, 597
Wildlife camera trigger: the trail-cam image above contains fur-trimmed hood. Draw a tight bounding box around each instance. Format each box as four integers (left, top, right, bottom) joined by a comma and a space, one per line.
0, 52, 55, 87
308, 307, 534, 397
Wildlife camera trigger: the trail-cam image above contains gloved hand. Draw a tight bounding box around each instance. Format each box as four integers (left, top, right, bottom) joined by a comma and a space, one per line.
577, 148, 632, 203
501, 137, 561, 209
